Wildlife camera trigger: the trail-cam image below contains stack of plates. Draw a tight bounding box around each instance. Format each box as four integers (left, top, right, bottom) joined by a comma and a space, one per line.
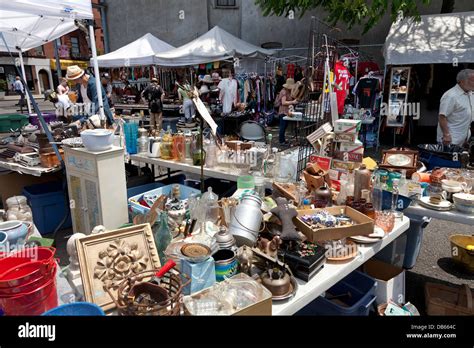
350, 227, 385, 244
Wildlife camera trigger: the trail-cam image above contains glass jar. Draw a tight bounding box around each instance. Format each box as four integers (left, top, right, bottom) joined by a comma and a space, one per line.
160, 127, 173, 160
362, 203, 375, 219
172, 132, 185, 161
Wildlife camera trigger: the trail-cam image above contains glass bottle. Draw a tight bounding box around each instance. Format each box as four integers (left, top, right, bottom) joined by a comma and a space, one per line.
391, 178, 403, 219
184, 131, 193, 164
137, 128, 149, 154
160, 125, 173, 160
155, 211, 172, 265
371, 172, 383, 212
202, 187, 220, 224
262, 134, 275, 178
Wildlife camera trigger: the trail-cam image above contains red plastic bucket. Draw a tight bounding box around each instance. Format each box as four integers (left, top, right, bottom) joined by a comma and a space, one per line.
0, 263, 57, 297
1, 246, 56, 265
0, 268, 58, 315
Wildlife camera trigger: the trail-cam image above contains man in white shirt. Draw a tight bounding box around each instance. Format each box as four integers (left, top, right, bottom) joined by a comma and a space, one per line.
13, 76, 25, 107
437, 69, 474, 146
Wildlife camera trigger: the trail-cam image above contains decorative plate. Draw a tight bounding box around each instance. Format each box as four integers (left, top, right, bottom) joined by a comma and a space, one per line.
386, 154, 412, 167
418, 196, 452, 211
326, 241, 359, 263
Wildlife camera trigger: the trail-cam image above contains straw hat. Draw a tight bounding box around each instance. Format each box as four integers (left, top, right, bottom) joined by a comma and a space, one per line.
283, 78, 296, 89
199, 75, 213, 84
66, 65, 85, 80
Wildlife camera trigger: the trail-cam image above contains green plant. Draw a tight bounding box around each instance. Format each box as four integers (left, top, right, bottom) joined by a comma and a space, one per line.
0, 79, 7, 92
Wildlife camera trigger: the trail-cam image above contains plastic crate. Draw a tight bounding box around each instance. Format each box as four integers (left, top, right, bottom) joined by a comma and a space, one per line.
22, 181, 72, 235
0, 114, 29, 132
28, 113, 57, 127
127, 182, 164, 199
296, 270, 377, 316
128, 184, 200, 216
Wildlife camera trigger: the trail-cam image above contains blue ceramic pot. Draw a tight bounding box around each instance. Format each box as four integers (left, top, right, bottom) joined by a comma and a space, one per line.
213, 249, 238, 282
0, 231, 8, 249
0, 221, 29, 248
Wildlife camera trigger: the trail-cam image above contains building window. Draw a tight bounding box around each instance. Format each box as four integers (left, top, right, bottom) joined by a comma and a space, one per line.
70, 37, 80, 58
33, 45, 44, 56
215, 0, 237, 8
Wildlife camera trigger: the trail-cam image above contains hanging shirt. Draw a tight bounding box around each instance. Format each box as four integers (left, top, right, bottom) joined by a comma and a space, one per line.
354, 78, 380, 109
437, 84, 474, 145
334, 60, 351, 115
218, 78, 238, 114
286, 64, 295, 79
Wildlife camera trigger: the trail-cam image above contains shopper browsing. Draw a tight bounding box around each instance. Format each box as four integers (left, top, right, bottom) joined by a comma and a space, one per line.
141, 77, 165, 132
437, 69, 474, 146
66, 65, 114, 126
13, 76, 25, 107
57, 77, 70, 95
277, 78, 299, 145
177, 80, 195, 124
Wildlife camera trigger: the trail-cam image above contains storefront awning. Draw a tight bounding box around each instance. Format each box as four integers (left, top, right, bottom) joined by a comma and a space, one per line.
384, 11, 474, 65
50, 59, 89, 70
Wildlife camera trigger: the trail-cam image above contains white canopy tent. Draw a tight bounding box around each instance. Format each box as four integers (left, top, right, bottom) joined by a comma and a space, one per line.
154, 26, 275, 67
94, 33, 175, 67
384, 11, 474, 66
0, 0, 105, 120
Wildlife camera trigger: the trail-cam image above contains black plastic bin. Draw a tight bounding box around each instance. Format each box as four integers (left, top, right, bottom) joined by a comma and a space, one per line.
418, 144, 465, 170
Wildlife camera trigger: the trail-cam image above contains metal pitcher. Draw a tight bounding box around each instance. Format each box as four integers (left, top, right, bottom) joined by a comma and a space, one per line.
229, 194, 262, 247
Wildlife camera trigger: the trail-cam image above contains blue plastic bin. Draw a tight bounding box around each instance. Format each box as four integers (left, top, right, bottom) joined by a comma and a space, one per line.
42, 302, 105, 316
162, 117, 179, 133
296, 270, 377, 316
127, 182, 164, 199
22, 182, 72, 235
128, 184, 200, 216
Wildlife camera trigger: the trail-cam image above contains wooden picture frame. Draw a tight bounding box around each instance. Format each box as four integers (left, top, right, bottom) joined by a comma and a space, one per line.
76, 223, 161, 311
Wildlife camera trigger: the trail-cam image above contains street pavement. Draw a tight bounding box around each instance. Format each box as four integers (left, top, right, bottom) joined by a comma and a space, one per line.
0, 97, 55, 114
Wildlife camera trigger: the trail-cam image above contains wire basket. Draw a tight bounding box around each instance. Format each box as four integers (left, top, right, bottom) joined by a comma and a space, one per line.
105, 269, 190, 316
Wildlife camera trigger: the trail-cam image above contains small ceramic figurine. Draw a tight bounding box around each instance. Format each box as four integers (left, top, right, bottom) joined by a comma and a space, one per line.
257, 235, 282, 259
237, 245, 254, 274
270, 197, 303, 241
66, 233, 86, 277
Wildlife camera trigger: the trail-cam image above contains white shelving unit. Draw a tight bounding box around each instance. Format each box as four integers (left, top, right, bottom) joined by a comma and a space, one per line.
64, 146, 129, 235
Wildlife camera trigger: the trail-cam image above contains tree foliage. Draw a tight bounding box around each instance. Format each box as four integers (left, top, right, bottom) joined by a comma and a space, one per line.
255, 0, 433, 33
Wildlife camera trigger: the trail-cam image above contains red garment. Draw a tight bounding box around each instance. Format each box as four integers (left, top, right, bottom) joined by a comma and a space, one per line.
334, 60, 351, 115
357, 61, 379, 77
286, 64, 295, 78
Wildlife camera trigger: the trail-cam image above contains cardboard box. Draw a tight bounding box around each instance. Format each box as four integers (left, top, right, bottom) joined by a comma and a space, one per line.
334, 151, 363, 163
181, 257, 216, 295
363, 259, 406, 307
331, 159, 360, 172
309, 154, 332, 171
334, 119, 361, 134
339, 140, 364, 154
183, 273, 272, 316
293, 206, 374, 242
334, 132, 359, 143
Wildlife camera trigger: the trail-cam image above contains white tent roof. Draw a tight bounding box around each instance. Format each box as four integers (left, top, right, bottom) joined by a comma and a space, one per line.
95, 33, 175, 67
154, 26, 275, 67
0, 0, 93, 52
384, 11, 474, 66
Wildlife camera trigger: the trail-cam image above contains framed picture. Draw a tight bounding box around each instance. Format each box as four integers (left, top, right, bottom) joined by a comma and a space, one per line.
76, 223, 161, 311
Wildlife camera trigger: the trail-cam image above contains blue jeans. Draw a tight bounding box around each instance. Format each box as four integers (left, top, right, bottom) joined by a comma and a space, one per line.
279, 114, 288, 143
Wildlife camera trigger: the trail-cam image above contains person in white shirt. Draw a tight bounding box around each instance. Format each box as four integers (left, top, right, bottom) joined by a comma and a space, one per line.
218, 72, 238, 114
437, 69, 474, 146
13, 76, 25, 107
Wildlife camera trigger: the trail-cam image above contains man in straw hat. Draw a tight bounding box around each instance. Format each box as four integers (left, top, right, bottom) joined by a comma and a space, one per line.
277, 78, 300, 145
66, 65, 114, 126
141, 77, 165, 132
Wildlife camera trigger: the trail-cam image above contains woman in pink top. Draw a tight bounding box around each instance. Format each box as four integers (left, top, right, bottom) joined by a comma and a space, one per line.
57, 77, 70, 95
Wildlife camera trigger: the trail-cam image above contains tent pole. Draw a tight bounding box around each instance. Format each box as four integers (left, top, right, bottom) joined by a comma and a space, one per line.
89, 24, 105, 122
18, 52, 32, 114
53, 38, 62, 80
